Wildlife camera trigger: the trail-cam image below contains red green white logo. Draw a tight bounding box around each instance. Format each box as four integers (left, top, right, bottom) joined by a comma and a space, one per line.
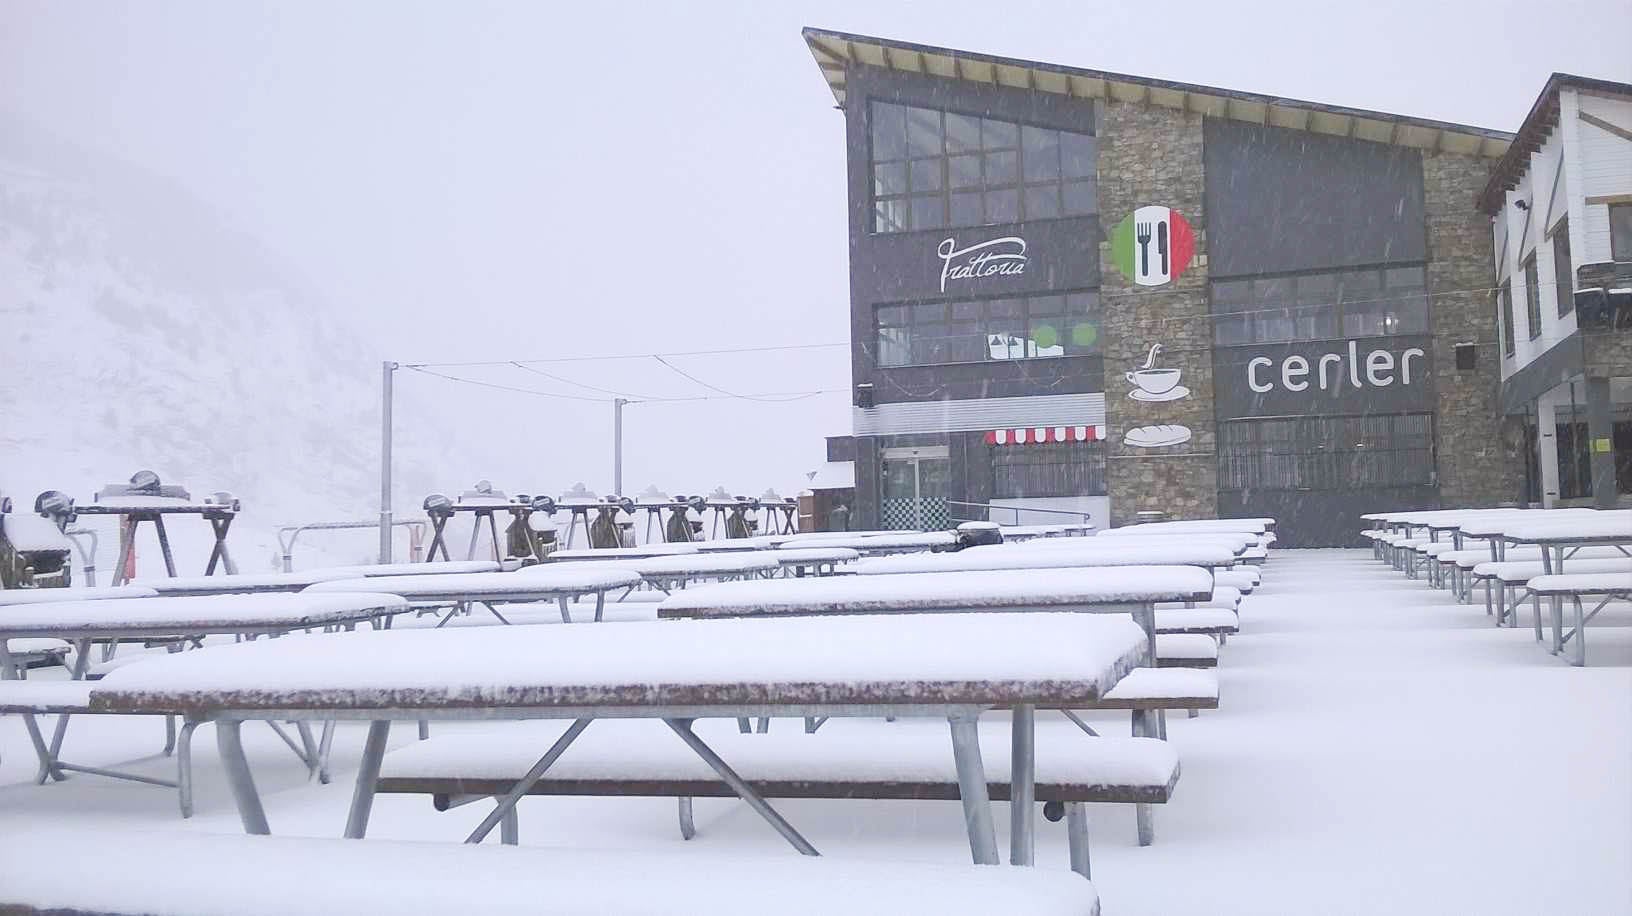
1111, 206, 1194, 286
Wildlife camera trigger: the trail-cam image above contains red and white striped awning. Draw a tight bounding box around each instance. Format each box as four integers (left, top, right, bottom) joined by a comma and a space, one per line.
985, 425, 1106, 445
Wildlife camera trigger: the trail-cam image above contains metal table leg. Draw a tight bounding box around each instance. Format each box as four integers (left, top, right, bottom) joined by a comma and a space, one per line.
466, 718, 592, 844
217, 719, 271, 835
1065, 802, 1091, 879
665, 718, 817, 855
345, 720, 394, 839
948, 710, 999, 866
1009, 704, 1036, 866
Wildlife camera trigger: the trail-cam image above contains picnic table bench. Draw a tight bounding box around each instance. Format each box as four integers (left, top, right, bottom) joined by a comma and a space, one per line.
851, 542, 1241, 576
560, 552, 782, 594
0, 585, 159, 606
0, 829, 1102, 915
767, 546, 860, 576
546, 543, 700, 561
1527, 572, 1632, 666
306, 567, 643, 625
87, 612, 1147, 872
376, 717, 1179, 860
130, 569, 359, 595
0, 592, 409, 815
1469, 557, 1632, 628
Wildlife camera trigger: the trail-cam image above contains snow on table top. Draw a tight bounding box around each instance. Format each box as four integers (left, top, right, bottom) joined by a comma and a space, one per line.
80, 495, 227, 512
0, 828, 1100, 916
548, 544, 699, 560
772, 547, 861, 565
956, 520, 1001, 531
771, 530, 900, 546
329, 560, 501, 577
88, 612, 1147, 713
1103, 518, 1270, 534
542, 552, 781, 578
0, 585, 157, 606
306, 567, 642, 600
693, 538, 776, 552
657, 566, 1214, 619
0, 592, 408, 638
855, 542, 1237, 575
1498, 513, 1632, 543
131, 569, 357, 594
0, 680, 96, 712
1473, 557, 1632, 581
1526, 572, 1632, 594
1089, 531, 1255, 553
1453, 510, 1616, 537
775, 532, 959, 552
377, 717, 1178, 790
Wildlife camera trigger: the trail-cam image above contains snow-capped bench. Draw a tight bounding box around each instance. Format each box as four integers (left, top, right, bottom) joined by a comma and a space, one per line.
1213, 568, 1258, 593
1469, 558, 1632, 629
1154, 634, 1217, 668
1153, 608, 1238, 636
0, 828, 1103, 915
1527, 572, 1632, 667
375, 718, 1180, 859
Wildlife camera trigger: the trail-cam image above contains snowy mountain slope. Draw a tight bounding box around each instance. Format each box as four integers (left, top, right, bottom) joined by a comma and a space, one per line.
0, 120, 448, 575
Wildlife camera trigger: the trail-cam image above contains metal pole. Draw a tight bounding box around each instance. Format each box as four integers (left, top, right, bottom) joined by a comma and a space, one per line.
613, 398, 628, 496
379, 361, 397, 563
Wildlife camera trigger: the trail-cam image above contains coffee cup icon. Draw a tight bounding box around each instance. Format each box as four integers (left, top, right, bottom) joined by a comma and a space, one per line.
1125, 367, 1181, 395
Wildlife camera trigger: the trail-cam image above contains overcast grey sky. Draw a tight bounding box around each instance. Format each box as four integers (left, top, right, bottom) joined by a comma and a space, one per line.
3, 0, 1628, 497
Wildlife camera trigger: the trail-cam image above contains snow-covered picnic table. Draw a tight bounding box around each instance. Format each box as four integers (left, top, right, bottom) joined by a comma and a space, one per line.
0, 591, 410, 810
130, 569, 360, 595
0, 585, 158, 606
768, 546, 860, 575
1085, 531, 1255, 554
1527, 571, 1632, 665
771, 531, 959, 556
306, 567, 644, 625
546, 543, 699, 561
88, 611, 1147, 869
1101, 518, 1272, 536
1497, 513, 1632, 572
333, 560, 501, 576
521, 553, 781, 594
852, 542, 1240, 576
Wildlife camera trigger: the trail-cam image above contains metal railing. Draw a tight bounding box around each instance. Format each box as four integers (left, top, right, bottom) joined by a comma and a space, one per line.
945, 500, 1093, 526
278, 519, 426, 572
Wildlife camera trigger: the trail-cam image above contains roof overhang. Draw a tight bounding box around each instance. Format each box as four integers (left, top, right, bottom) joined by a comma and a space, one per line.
1476, 73, 1632, 215
804, 27, 1513, 162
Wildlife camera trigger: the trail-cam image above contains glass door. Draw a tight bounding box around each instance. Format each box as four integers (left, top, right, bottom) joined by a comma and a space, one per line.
880, 446, 951, 530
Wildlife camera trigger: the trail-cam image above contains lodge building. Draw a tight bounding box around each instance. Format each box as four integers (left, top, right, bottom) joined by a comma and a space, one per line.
802, 27, 1536, 547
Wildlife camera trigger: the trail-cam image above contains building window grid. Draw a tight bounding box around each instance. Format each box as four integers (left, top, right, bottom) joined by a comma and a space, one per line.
993, 442, 1108, 499
870, 101, 1097, 234
876, 291, 1101, 368
1209, 264, 1429, 347
1499, 281, 1515, 356
1552, 219, 1573, 317
1219, 414, 1435, 492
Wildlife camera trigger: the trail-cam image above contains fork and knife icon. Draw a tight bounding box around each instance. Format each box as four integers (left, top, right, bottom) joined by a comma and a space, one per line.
1136, 220, 1169, 280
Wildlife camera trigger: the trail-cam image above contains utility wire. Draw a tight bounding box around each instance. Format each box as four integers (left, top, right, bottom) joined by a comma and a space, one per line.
405, 340, 849, 369
405, 364, 842, 405
650, 355, 826, 403
509, 361, 664, 401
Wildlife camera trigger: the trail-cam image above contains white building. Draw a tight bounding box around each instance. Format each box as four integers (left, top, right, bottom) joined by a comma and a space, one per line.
1481, 73, 1632, 507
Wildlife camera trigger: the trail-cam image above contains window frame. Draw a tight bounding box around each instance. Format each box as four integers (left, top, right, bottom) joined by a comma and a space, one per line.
1610, 202, 1632, 263
1207, 264, 1429, 347
1551, 218, 1573, 318
868, 100, 1097, 235
873, 290, 1102, 369
1499, 281, 1516, 357
1522, 253, 1542, 341
991, 441, 1108, 499
1218, 413, 1436, 492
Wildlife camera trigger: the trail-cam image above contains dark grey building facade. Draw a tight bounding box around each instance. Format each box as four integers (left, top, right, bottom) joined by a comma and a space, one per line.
805, 28, 1521, 545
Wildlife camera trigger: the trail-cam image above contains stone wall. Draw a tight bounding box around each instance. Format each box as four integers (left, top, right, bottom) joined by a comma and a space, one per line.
1097, 100, 1218, 525
1422, 152, 1524, 506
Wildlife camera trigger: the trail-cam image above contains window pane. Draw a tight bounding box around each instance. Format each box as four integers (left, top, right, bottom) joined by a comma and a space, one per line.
909, 159, 942, 193
985, 187, 1019, 223
945, 321, 986, 363
982, 118, 1018, 149
905, 106, 942, 157
873, 162, 907, 196
910, 195, 945, 230
1061, 132, 1095, 179
1295, 272, 1339, 340
874, 198, 908, 233
1029, 294, 1065, 316
986, 317, 1025, 360
1063, 292, 1101, 354
871, 103, 907, 160
1254, 277, 1293, 343
876, 304, 908, 326
1024, 185, 1061, 219
1385, 267, 1428, 335
1340, 270, 1385, 338
950, 191, 982, 226
877, 326, 910, 367
1063, 179, 1096, 215
1553, 221, 1573, 317
984, 150, 1018, 184
987, 298, 1023, 319
912, 303, 946, 324
1611, 203, 1632, 261
950, 300, 982, 321
1499, 284, 1515, 355
1021, 126, 1061, 182
945, 113, 981, 152
948, 154, 981, 189
1523, 257, 1541, 340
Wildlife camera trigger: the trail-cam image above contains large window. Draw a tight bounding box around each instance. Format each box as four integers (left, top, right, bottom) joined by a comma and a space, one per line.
1552, 219, 1573, 317
1611, 203, 1632, 262
1499, 281, 1515, 356
870, 101, 1096, 234
1523, 254, 1542, 340
1210, 265, 1427, 347
876, 291, 1101, 368
1219, 414, 1435, 492
993, 442, 1107, 498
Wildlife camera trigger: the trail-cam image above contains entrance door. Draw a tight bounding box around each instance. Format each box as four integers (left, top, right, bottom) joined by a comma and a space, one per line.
880, 446, 950, 530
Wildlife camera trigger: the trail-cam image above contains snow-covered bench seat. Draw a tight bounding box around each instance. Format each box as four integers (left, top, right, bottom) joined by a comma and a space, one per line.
0, 828, 1102, 916
1, 637, 71, 669
1213, 568, 1258, 593
1470, 558, 1632, 628
375, 718, 1180, 855
1153, 608, 1238, 636
1098, 668, 1218, 711
1527, 572, 1632, 667
1154, 634, 1217, 668
1156, 585, 1241, 612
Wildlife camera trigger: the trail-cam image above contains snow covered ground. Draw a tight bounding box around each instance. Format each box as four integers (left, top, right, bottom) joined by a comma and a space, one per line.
2, 549, 1629, 914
